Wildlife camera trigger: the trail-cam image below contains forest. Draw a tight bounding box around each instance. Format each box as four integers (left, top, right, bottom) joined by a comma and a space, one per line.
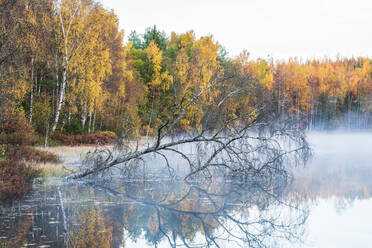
1, 0, 372, 199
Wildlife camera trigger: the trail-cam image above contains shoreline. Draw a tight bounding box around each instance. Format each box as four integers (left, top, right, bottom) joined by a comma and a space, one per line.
33, 145, 112, 178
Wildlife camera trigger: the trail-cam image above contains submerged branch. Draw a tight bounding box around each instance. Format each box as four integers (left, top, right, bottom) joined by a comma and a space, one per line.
66, 75, 311, 181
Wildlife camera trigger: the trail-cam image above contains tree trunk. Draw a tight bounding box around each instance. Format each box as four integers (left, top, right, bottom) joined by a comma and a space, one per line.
45, 123, 49, 147
51, 62, 67, 134
55, 55, 59, 93
52, 89, 55, 115
30, 90, 34, 122
92, 108, 96, 133
57, 186, 68, 243
88, 112, 92, 134
81, 103, 88, 128
55, 55, 59, 113
38, 68, 42, 94
30, 58, 34, 123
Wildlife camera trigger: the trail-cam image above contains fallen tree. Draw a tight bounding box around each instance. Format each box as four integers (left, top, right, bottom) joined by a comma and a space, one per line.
66, 71, 311, 181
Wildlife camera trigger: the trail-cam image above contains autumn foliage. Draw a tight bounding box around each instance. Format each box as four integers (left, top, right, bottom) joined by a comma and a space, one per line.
69, 206, 113, 248
1, 1, 372, 201
2, 0, 372, 145
0, 110, 56, 200
52, 132, 117, 146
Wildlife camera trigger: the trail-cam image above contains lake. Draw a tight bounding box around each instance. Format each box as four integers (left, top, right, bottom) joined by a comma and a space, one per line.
0, 132, 371, 248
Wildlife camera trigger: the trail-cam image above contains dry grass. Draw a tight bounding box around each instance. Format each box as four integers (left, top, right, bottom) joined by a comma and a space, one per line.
33, 145, 112, 178
32, 162, 75, 178
38, 146, 102, 164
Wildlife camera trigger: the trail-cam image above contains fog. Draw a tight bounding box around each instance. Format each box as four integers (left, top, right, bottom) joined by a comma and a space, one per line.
307, 131, 372, 162
286, 131, 372, 248
2, 131, 372, 247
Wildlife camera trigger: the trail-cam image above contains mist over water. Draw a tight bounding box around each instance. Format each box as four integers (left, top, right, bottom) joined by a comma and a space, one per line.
308, 131, 372, 157
287, 132, 372, 248
1, 131, 372, 247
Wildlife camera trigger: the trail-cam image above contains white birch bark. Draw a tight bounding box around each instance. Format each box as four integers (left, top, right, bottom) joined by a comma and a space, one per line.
30, 57, 34, 123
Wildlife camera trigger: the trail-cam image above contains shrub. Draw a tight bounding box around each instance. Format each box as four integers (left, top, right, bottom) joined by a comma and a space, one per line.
52, 132, 117, 146
96, 131, 117, 137
0, 158, 42, 201
64, 118, 84, 135
36, 135, 61, 147
0, 110, 44, 201
21, 146, 59, 163
0, 110, 37, 146
32, 98, 52, 135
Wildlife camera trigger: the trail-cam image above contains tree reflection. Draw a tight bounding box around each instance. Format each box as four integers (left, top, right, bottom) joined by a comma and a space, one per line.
5, 148, 372, 247
0, 213, 33, 248
291, 156, 372, 200
86, 169, 309, 248
68, 206, 113, 248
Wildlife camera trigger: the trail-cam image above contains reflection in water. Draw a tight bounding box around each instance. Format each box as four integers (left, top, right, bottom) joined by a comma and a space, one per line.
1, 133, 372, 247
292, 133, 372, 201
69, 206, 113, 248
0, 172, 308, 248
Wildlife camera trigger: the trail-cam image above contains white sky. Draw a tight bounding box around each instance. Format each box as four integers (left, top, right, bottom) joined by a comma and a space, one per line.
101, 0, 372, 60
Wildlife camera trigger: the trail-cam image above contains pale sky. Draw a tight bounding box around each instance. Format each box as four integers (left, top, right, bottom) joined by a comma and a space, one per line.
101, 0, 372, 60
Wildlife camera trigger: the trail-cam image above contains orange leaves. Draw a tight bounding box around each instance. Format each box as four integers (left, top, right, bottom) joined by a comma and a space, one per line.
307, 58, 372, 99
275, 60, 311, 114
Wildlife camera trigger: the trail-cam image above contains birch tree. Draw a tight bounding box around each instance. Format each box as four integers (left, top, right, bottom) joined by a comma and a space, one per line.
66, 67, 310, 180
51, 0, 96, 133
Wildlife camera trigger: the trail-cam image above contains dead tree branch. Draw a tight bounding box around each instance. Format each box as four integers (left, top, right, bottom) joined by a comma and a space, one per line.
66, 73, 311, 181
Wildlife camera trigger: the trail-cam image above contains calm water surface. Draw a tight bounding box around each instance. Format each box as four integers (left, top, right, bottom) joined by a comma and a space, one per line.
1, 132, 371, 247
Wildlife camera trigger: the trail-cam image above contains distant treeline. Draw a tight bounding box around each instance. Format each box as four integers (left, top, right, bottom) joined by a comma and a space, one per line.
2, 0, 372, 142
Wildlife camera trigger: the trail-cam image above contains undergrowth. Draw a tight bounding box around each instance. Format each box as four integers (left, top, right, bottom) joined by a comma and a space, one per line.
0, 110, 58, 201
52, 132, 117, 146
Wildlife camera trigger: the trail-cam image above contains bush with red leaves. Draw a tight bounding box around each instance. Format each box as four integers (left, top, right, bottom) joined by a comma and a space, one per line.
0, 160, 40, 201
22, 146, 59, 163
0, 110, 49, 201
0, 110, 37, 146
52, 132, 117, 146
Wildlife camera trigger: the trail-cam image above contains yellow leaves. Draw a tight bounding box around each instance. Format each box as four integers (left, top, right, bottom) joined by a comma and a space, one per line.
118, 83, 126, 99
176, 49, 190, 85
168, 31, 195, 51
136, 31, 222, 132
146, 40, 162, 73
69, 206, 113, 248
194, 36, 219, 62
0, 66, 31, 107
348, 59, 372, 95
179, 118, 192, 131
182, 105, 203, 131
166, 33, 223, 131
146, 40, 173, 91
146, 212, 160, 236
180, 31, 195, 49
146, 41, 162, 86
281, 61, 309, 93
249, 59, 274, 90
192, 36, 220, 89
66, 4, 120, 116
307, 58, 372, 99
160, 71, 173, 91
122, 44, 134, 82
276, 60, 311, 113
